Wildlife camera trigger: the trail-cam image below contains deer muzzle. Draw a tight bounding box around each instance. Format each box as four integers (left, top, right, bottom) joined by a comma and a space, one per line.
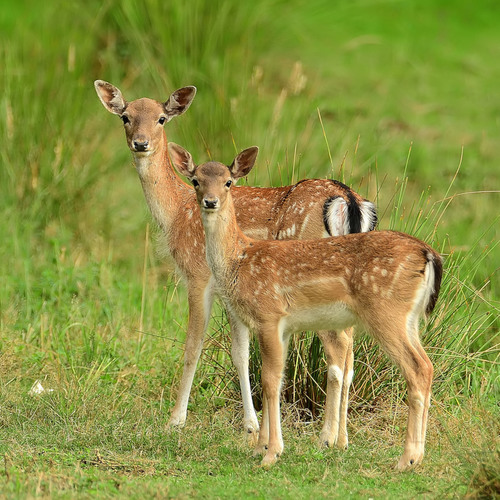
202, 197, 219, 210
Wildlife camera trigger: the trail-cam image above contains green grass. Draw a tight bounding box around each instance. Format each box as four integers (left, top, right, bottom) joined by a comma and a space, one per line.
1, 0, 499, 497
1, 393, 498, 499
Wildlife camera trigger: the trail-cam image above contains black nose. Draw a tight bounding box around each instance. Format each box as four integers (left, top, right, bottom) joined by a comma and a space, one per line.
133, 140, 149, 152
203, 199, 218, 209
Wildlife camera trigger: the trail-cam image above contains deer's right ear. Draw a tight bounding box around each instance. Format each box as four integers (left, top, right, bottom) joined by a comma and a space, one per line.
168, 142, 196, 179
94, 80, 127, 115
230, 147, 259, 180
164, 86, 197, 121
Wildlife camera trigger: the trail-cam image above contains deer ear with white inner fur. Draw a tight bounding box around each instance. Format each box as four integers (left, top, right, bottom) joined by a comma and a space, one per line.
168, 142, 196, 179
164, 86, 197, 122
229, 147, 259, 180
94, 80, 127, 115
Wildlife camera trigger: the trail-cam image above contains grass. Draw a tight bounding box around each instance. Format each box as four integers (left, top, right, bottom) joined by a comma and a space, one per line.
1, 0, 499, 497
1, 395, 498, 499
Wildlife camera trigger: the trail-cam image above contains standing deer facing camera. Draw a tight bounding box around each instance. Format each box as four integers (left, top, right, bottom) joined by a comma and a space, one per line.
94, 80, 377, 449
168, 142, 443, 470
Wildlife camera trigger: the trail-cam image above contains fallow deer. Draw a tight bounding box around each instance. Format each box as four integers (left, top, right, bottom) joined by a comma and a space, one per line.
94, 81, 377, 448
168, 143, 443, 470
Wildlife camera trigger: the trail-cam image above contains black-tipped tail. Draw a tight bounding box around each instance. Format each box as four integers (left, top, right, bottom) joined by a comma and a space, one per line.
426, 251, 443, 315
322, 180, 377, 236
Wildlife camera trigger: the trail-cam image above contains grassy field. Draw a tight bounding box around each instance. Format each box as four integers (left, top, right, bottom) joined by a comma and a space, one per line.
1, 0, 499, 498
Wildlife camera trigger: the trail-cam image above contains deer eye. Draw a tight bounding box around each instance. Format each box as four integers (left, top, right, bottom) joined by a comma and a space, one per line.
225, 180, 232, 188
121, 115, 130, 125
192, 179, 200, 188
158, 116, 166, 125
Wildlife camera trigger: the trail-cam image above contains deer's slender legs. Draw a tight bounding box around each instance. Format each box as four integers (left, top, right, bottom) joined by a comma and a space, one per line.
254, 394, 269, 456
227, 311, 259, 442
258, 322, 286, 467
167, 279, 214, 428
408, 317, 434, 457
318, 328, 354, 449
369, 318, 433, 470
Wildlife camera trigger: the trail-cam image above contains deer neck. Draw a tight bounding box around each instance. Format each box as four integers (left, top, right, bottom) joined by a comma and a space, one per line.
132, 131, 191, 230
201, 198, 248, 286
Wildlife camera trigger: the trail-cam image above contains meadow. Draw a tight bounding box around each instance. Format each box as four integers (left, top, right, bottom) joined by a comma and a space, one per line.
0, 0, 499, 497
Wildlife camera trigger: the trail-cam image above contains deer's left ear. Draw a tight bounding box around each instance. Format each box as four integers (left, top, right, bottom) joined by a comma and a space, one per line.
229, 146, 259, 180
164, 86, 197, 122
168, 142, 196, 178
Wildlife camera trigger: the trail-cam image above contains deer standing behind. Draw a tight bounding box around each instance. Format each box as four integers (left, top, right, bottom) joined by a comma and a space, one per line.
94, 80, 377, 448
168, 142, 443, 470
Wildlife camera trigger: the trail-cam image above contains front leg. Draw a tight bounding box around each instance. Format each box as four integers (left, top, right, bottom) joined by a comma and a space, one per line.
167, 278, 214, 428
228, 312, 259, 443
254, 395, 269, 456
258, 323, 286, 467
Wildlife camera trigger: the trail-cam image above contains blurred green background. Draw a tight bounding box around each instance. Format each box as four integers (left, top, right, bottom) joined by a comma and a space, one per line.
1, 0, 499, 398
1, 0, 499, 418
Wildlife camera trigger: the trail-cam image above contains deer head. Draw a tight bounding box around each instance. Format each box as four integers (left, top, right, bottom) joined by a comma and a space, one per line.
94, 80, 196, 156
168, 142, 259, 211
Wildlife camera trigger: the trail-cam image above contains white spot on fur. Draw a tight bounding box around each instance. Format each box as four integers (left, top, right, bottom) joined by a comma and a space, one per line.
298, 213, 312, 238
329, 365, 343, 382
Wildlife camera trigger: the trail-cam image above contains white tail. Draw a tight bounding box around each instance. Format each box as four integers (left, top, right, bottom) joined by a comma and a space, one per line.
168, 143, 443, 470
94, 81, 377, 449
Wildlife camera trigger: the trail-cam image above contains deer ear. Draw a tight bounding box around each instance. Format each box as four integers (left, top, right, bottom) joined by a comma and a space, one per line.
164, 86, 197, 122
168, 142, 196, 178
229, 147, 259, 180
94, 80, 127, 115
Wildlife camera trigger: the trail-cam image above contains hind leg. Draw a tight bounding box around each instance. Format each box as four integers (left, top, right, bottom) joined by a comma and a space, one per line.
370, 318, 433, 470
318, 328, 353, 449
408, 321, 434, 456
337, 328, 354, 449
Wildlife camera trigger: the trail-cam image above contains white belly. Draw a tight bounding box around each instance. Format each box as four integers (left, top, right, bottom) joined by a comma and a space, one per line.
281, 302, 357, 333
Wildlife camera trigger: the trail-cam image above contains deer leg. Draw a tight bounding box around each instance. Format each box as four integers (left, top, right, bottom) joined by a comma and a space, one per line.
370, 319, 433, 470
398, 347, 433, 471
318, 328, 353, 449
338, 327, 354, 449
409, 325, 434, 458
258, 323, 287, 467
167, 278, 214, 428
227, 311, 259, 443
254, 394, 269, 456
